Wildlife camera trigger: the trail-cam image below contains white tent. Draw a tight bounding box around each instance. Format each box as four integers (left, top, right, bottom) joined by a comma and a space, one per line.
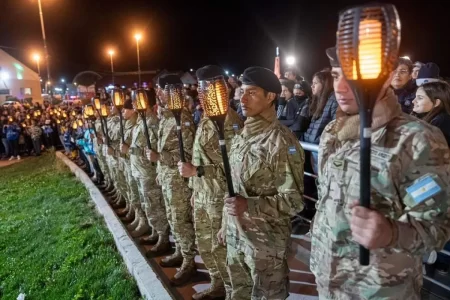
0, 49, 42, 104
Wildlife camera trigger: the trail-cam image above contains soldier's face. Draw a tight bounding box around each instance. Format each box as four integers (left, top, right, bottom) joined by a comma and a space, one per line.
332, 67, 358, 115
157, 88, 167, 106
122, 108, 135, 120
240, 85, 276, 117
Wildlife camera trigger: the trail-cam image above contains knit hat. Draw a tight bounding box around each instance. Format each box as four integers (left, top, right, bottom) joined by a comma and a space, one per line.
416, 62, 440, 86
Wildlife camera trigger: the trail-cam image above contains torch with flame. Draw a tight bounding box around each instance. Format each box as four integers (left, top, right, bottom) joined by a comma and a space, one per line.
165, 83, 187, 162
111, 88, 125, 143
336, 3, 401, 265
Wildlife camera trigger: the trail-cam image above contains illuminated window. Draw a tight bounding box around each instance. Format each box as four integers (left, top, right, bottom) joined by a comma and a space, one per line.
20, 88, 32, 95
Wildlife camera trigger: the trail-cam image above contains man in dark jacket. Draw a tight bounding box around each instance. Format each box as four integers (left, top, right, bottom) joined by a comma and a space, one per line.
391, 57, 417, 114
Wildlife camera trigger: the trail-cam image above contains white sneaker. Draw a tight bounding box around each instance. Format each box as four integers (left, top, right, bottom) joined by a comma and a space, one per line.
9, 156, 15, 161
17, 156, 21, 160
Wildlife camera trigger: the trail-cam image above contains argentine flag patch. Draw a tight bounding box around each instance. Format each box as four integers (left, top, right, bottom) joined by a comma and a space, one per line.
233, 124, 239, 130
406, 176, 442, 204
288, 146, 296, 155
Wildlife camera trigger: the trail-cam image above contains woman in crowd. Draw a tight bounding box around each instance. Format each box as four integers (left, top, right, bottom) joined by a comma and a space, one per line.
412, 81, 450, 146
302, 70, 338, 173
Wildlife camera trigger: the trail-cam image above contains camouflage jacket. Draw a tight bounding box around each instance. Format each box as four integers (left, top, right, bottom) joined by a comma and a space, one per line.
311, 90, 450, 299
130, 110, 159, 178
190, 109, 243, 200
226, 110, 305, 259
157, 107, 196, 179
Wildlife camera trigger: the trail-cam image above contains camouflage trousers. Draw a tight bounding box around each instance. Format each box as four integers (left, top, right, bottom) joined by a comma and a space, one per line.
160, 173, 196, 260
120, 157, 141, 207
108, 154, 128, 202
193, 192, 231, 294
226, 244, 289, 300
94, 143, 109, 183
134, 174, 170, 235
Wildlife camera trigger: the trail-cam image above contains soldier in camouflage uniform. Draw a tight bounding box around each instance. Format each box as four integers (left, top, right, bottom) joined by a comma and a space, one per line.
120, 99, 151, 237
310, 47, 450, 300
222, 67, 305, 299
178, 66, 243, 300
92, 112, 112, 192
146, 74, 197, 286
106, 105, 128, 211
130, 89, 171, 255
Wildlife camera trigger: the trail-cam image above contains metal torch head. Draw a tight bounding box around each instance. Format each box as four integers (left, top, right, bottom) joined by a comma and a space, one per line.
92, 97, 102, 110
77, 119, 83, 127
72, 121, 78, 130
111, 88, 125, 109
132, 88, 148, 112
166, 84, 184, 112
337, 4, 400, 82
84, 104, 95, 119
200, 76, 229, 118
100, 103, 109, 117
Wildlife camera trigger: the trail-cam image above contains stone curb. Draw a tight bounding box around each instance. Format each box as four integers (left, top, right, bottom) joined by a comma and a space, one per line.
56, 152, 173, 300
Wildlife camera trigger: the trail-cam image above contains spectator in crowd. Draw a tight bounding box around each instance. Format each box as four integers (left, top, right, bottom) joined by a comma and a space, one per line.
416, 62, 441, 87
391, 57, 417, 114
302, 69, 338, 173
4, 117, 21, 160
413, 81, 450, 146
1, 115, 9, 159
292, 81, 313, 139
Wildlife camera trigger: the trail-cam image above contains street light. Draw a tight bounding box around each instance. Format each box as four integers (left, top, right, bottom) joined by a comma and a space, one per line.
61, 78, 65, 83
134, 33, 142, 87
37, 0, 52, 94
286, 56, 296, 66
108, 49, 115, 85
336, 3, 400, 266
33, 54, 41, 76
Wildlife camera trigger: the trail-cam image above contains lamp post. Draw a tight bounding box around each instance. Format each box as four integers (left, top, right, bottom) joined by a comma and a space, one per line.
108, 50, 115, 85
134, 34, 142, 87
33, 54, 41, 76
132, 88, 152, 150
199, 75, 235, 197
336, 3, 401, 266
37, 0, 51, 94
165, 83, 186, 162
111, 88, 125, 143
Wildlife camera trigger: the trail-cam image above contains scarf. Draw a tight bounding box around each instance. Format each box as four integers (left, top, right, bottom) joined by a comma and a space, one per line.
330, 88, 402, 141
242, 108, 278, 138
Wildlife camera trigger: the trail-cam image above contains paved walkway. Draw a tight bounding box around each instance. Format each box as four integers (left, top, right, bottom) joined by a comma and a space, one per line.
0, 158, 23, 168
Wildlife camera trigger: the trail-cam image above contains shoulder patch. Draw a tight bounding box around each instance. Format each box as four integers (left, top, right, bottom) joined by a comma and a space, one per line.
288, 146, 297, 155
406, 175, 442, 204
184, 122, 191, 127
233, 124, 240, 130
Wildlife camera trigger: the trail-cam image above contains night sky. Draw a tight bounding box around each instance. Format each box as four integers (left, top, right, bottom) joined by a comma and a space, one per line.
1, 0, 449, 83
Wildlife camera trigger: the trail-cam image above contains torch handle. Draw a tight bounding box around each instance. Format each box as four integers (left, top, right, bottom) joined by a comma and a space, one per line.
119, 113, 125, 143
175, 116, 186, 162
216, 121, 235, 197
140, 113, 152, 150
140, 112, 155, 166
359, 107, 372, 266
102, 117, 110, 147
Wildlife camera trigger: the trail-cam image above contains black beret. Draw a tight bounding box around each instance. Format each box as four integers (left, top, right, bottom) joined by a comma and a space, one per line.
242, 67, 281, 94
196, 65, 225, 80
326, 47, 340, 68
123, 99, 133, 109
158, 74, 182, 88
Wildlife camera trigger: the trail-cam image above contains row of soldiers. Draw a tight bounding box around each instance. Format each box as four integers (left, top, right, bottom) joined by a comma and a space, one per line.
92, 65, 304, 300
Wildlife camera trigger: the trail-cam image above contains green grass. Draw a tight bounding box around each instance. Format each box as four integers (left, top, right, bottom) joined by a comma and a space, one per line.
0, 154, 141, 300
